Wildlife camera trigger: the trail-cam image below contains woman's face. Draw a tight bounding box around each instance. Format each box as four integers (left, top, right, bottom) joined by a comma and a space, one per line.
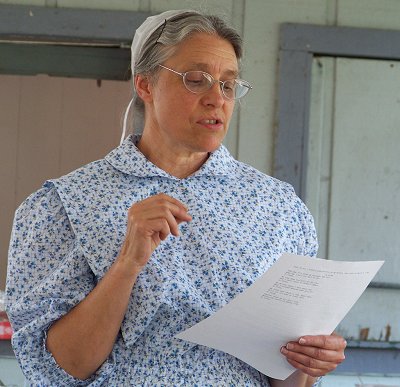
143, 32, 238, 156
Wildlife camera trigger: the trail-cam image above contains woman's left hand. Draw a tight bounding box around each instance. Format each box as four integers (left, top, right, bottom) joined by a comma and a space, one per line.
280, 333, 347, 377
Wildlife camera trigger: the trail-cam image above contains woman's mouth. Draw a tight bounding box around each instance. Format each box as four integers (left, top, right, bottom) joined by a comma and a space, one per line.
203, 119, 218, 124
198, 118, 223, 126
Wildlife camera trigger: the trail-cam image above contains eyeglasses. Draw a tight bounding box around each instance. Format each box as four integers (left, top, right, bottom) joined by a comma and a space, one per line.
158, 64, 252, 100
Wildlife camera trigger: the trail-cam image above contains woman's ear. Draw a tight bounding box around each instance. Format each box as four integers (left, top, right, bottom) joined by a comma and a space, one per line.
134, 74, 153, 103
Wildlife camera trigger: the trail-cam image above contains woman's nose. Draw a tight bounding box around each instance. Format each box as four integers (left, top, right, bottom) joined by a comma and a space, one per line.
201, 81, 225, 107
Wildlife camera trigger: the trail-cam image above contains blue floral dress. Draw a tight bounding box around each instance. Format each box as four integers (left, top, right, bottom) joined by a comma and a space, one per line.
6, 135, 318, 386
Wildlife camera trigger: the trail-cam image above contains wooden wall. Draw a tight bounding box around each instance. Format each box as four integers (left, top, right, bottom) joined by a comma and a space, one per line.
0, 74, 131, 289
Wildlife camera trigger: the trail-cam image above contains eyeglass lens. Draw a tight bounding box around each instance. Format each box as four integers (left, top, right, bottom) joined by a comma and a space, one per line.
183, 71, 250, 100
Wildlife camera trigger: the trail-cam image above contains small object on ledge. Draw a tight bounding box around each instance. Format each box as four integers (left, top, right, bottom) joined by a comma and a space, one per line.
0, 319, 12, 340
384, 324, 391, 342
359, 327, 370, 341
0, 290, 13, 340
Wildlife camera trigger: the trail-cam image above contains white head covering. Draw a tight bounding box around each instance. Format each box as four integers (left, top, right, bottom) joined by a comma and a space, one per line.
120, 9, 195, 145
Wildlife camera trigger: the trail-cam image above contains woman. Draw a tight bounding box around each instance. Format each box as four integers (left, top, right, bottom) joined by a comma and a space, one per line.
6, 9, 346, 386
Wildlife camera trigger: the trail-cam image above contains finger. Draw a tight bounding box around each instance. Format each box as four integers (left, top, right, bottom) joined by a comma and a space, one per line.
129, 210, 172, 239
167, 202, 192, 223
281, 343, 345, 364
150, 202, 190, 236
285, 356, 338, 378
297, 335, 347, 350
155, 193, 190, 213
161, 208, 183, 237
150, 196, 192, 224
149, 219, 171, 241
128, 195, 192, 241
134, 201, 191, 234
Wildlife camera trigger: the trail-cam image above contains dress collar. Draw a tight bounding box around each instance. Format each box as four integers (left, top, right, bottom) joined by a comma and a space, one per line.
105, 135, 236, 179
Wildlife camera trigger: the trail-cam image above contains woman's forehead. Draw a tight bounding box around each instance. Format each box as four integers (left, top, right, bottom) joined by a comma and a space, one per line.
186, 62, 239, 78
169, 33, 239, 73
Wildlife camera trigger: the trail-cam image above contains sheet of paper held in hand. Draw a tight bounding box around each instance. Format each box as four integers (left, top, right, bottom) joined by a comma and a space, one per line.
176, 253, 384, 380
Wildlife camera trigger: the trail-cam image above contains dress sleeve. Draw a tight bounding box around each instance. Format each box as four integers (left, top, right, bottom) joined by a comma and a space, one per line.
6, 183, 115, 386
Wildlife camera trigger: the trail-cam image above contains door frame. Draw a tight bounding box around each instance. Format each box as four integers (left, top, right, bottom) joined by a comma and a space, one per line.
275, 23, 400, 374
275, 23, 400, 198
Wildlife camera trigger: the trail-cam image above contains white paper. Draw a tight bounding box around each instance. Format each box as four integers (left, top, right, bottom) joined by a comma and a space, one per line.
176, 253, 384, 380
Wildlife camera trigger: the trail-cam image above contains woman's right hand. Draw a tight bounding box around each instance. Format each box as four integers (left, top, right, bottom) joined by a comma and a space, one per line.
118, 193, 192, 274
46, 192, 191, 380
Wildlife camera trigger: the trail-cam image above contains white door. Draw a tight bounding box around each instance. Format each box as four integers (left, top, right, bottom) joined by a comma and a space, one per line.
306, 57, 400, 342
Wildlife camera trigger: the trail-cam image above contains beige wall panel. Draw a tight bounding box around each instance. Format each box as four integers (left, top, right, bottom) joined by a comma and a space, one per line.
0, 75, 20, 290
110, 80, 134, 140
16, 75, 63, 204
240, 0, 331, 175
60, 78, 131, 175
338, 0, 400, 29
0, 75, 131, 290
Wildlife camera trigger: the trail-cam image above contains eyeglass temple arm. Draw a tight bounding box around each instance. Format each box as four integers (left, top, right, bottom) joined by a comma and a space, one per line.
158, 64, 184, 76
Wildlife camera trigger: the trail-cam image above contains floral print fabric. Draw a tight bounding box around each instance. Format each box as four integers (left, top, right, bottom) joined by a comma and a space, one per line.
6, 135, 318, 386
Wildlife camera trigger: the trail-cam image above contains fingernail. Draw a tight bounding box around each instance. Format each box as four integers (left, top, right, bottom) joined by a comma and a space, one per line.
299, 338, 306, 344
280, 346, 288, 354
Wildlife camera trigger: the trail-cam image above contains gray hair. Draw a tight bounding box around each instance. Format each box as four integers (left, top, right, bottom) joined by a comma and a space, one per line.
131, 12, 243, 130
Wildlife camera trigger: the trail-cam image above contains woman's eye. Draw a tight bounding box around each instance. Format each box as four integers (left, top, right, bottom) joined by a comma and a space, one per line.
187, 79, 203, 85
223, 82, 235, 92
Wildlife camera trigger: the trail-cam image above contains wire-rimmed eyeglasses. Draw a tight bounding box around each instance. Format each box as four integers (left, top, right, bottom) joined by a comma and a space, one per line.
158, 64, 252, 100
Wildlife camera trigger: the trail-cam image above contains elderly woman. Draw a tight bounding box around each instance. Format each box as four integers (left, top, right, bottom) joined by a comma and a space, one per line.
6, 9, 346, 386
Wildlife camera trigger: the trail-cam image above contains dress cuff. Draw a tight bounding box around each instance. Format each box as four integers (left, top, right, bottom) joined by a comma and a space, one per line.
312, 376, 323, 386
41, 329, 115, 386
